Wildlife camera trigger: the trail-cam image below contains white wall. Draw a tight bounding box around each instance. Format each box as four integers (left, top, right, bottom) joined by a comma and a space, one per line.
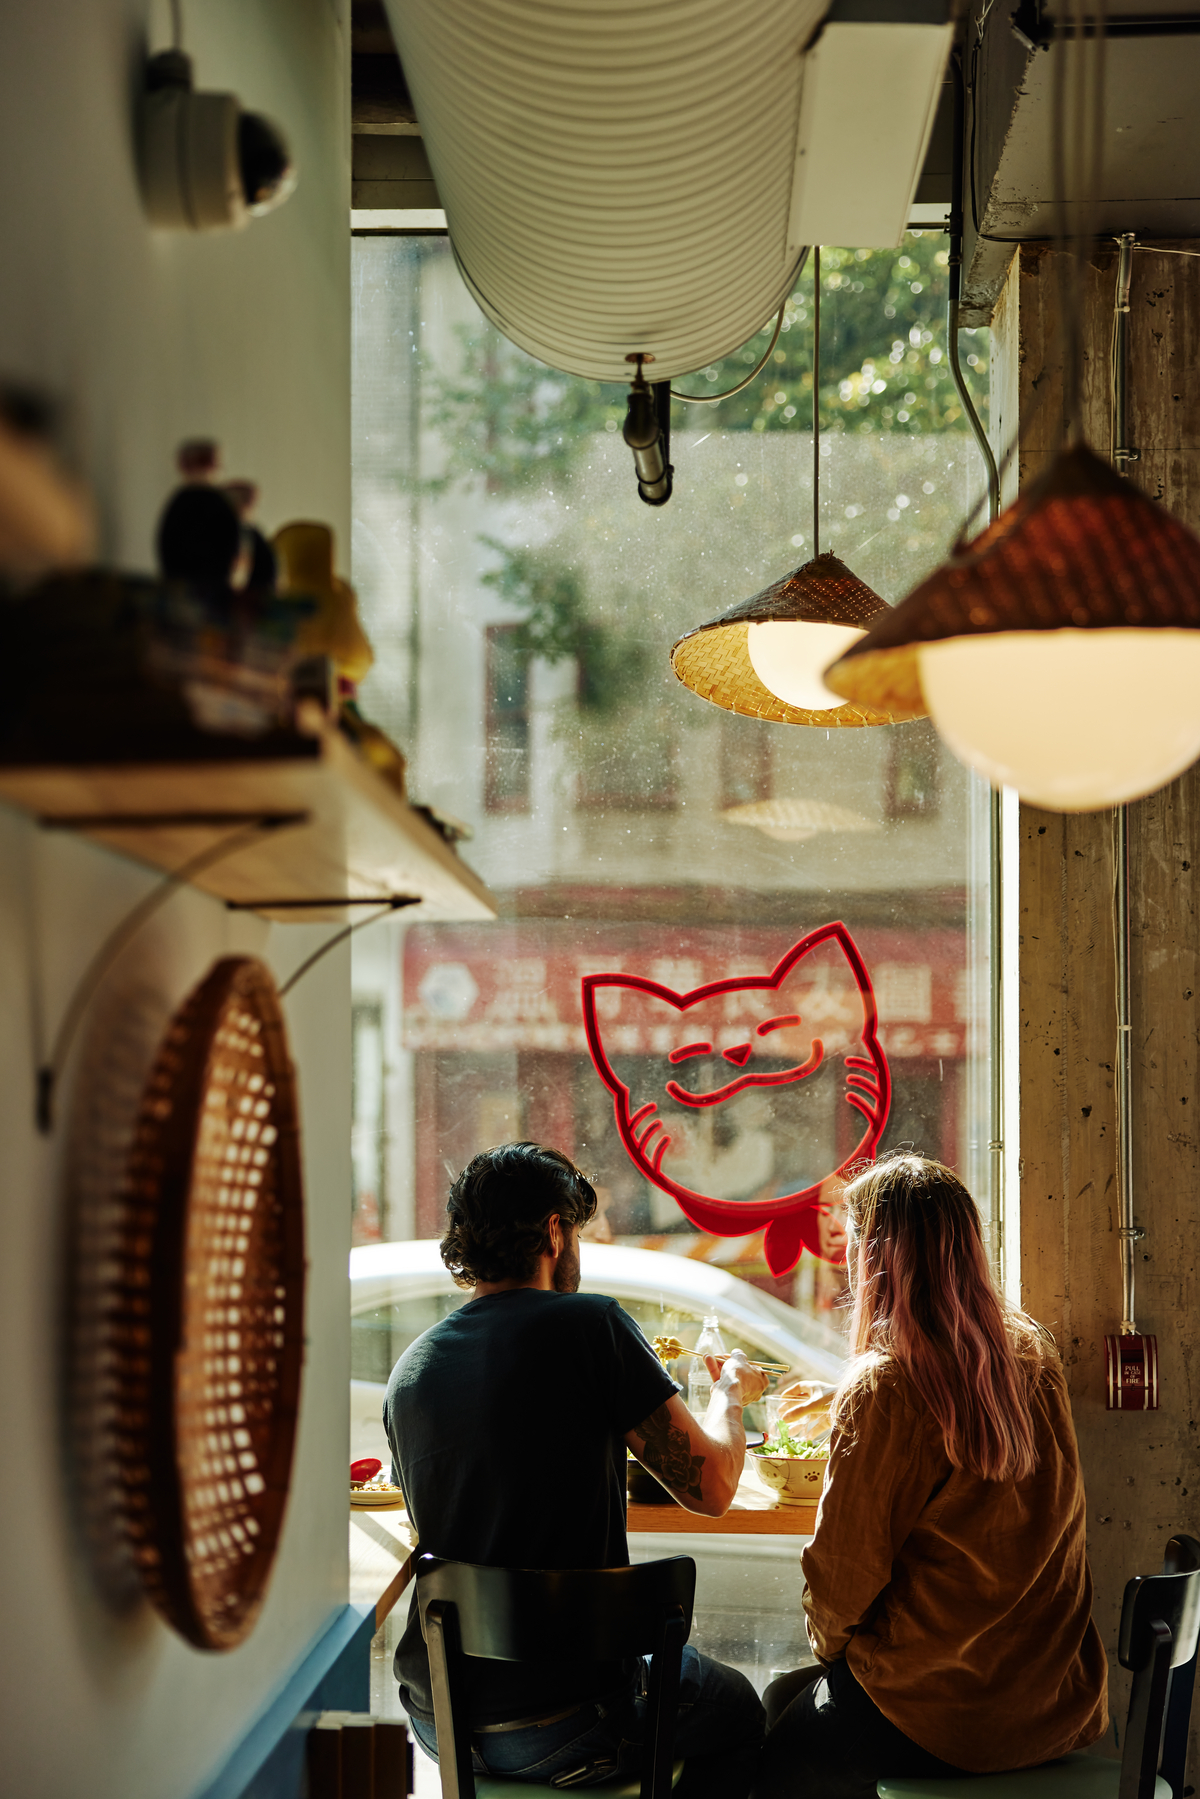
0, 4, 353, 1796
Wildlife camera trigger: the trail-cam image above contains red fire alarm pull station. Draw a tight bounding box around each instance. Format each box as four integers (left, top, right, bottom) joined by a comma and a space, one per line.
1106, 1332, 1159, 1411
1107, 806, 1158, 1411
581, 921, 891, 1278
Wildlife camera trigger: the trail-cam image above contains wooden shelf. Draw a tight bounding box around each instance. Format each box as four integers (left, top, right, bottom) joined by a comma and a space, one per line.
0, 724, 497, 923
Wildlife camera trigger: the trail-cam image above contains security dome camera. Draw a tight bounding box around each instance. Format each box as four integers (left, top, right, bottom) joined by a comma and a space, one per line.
140, 49, 297, 230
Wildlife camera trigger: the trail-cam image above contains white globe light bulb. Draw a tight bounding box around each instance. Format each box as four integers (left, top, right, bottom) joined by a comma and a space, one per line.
918, 629, 1200, 810
747, 621, 867, 712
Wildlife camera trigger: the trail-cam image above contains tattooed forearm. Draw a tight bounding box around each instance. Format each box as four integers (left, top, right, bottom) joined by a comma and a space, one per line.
631, 1403, 705, 1502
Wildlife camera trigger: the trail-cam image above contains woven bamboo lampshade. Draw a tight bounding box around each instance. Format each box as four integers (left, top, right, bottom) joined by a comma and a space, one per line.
671, 552, 895, 726
824, 442, 1200, 809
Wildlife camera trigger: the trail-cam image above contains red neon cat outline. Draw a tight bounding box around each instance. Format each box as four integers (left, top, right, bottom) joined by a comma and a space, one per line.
580, 921, 891, 1277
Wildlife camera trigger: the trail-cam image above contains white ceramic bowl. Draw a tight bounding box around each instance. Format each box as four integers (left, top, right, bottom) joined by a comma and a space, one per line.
751, 1452, 828, 1506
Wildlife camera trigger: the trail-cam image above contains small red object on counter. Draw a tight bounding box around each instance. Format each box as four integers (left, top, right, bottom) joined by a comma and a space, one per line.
350, 1457, 383, 1483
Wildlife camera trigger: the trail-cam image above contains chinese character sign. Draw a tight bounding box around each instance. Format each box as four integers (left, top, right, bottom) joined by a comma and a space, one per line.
581, 922, 891, 1276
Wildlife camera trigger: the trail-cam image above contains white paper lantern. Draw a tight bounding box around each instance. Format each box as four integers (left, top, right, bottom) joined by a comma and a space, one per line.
920, 631, 1200, 811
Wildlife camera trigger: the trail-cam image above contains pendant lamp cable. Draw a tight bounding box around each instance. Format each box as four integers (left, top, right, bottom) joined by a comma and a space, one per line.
952, 0, 1107, 541
670, 251, 809, 405
813, 246, 821, 559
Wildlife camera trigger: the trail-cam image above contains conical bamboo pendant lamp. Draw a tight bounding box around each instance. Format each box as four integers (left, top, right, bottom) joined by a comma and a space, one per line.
671, 249, 896, 728
823, 440, 1200, 809
826, 38, 1200, 813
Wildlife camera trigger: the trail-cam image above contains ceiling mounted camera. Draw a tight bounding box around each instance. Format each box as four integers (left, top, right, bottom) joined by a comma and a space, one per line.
139, 49, 296, 231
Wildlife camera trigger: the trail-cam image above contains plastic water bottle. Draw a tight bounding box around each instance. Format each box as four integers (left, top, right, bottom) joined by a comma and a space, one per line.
688, 1314, 726, 1417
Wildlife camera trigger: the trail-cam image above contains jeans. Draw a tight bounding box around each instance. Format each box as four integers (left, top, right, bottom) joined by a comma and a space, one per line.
408, 1645, 764, 1798
752, 1660, 967, 1799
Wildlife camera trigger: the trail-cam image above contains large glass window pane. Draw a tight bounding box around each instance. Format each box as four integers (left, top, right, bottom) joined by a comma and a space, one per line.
350, 232, 993, 1382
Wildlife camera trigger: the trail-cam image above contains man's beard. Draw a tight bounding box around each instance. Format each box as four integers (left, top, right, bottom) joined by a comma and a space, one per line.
553, 1231, 581, 1293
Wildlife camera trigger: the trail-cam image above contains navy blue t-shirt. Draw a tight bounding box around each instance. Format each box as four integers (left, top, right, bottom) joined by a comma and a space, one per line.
384, 1288, 677, 1726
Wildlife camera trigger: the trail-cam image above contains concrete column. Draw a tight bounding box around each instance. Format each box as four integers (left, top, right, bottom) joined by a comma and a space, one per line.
989, 241, 1200, 1756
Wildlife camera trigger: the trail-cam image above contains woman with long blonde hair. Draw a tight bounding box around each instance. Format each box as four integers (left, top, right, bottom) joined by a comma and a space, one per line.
753, 1155, 1108, 1799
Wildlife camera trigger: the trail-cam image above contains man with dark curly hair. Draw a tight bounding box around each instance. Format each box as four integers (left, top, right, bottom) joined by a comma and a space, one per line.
384, 1140, 769, 1798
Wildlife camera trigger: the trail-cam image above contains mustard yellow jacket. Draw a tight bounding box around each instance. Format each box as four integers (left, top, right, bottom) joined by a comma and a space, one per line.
802, 1348, 1109, 1771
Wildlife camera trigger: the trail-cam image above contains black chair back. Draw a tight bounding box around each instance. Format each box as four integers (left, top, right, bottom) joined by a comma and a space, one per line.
415, 1554, 696, 1799
1118, 1533, 1200, 1799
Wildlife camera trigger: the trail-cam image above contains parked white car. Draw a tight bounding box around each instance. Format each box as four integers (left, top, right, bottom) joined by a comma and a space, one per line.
349, 1238, 846, 1464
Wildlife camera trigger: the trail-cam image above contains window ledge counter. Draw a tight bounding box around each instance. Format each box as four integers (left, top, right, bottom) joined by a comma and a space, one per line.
350, 1462, 813, 1631
628, 1465, 817, 1536
350, 1504, 416, 1627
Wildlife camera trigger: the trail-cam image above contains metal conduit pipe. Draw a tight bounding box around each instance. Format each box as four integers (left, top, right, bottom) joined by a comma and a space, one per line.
948, 45, 1004, 1256
1111, 234, 1139, 1335
1115, 801, 1138, 1332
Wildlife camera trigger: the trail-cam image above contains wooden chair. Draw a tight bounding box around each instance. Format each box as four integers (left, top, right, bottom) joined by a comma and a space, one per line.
415, 1552, 696, 1799
879, 1534, 1200, 1799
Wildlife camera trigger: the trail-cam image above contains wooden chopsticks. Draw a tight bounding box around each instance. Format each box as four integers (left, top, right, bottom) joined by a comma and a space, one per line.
651, 1335, 789, 1375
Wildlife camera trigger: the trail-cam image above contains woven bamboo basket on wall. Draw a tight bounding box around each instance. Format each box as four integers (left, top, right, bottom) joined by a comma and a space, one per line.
113, 955, 306, 1650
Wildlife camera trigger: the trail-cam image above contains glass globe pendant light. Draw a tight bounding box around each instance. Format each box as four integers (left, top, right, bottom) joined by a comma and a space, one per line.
822, 440, 1200, 810
671, 249, 896, 728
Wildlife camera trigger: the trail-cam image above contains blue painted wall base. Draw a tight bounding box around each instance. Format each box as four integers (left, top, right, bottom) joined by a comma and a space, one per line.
193, 1604, 377, 1799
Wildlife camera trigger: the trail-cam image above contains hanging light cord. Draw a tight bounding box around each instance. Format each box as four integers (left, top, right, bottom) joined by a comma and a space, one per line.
948, 48, 1001, 526
812, 247, 821, 558
954, 0, 1106, 540
669, 252, 810, 404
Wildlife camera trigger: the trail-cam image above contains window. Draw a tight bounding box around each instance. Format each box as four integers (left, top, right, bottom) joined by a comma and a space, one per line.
351, 1002, 385, 1246
484, 624, 530, 811
886, 720, 941, 819
352, 232, 993, 1343
720, 714, 772, 811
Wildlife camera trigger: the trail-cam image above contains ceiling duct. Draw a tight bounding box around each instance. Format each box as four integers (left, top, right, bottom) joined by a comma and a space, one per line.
382, 0, 955, 383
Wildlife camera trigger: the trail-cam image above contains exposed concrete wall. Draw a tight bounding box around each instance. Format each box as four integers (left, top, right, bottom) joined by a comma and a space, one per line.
990, 242, 1200, 1758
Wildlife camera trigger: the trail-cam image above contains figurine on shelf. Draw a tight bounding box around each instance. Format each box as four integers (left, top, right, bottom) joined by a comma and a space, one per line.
272, 521, 374, 684
338, 697, 407, 797
273, 520, 408, 796
151, 441, 313, 738
156, 481, 242, 585
176, 438, 221, 482
157, 440, 277, 595
224, 479, 276, 591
